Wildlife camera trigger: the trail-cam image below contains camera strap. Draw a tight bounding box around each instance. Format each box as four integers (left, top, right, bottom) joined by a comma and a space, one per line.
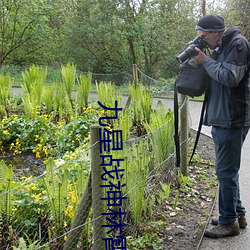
189, 91, 208, 164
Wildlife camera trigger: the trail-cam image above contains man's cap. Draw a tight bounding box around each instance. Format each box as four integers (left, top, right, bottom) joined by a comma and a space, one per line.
195, 15, 225, 32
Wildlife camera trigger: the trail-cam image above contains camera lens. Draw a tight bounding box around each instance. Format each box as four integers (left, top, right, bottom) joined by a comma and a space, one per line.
176, 45, 198, 63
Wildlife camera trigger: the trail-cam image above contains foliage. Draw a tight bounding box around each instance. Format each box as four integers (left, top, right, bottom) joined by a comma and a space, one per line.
13, 236, 45, 250
0, 73, 12, 117
0, 67, 181, 248
0, 150, 90, 249
0, 0, 234, 78
76, 72, 92, 110
0, 0, 52, 65
96, 81, 122, 126
0, 161, 15, 222
220, 0, 250, 39
113, 108, 133, 141
145, 100, 175, 164
61, 63, 76, 102
12, 176, 49, 241
127, 232, 163, 250
129, 83, 153, 134
0, 111, 98, 158
21, 65, 47, 118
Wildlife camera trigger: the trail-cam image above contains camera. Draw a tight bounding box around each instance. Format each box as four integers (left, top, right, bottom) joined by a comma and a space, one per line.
176, 36, 208, 64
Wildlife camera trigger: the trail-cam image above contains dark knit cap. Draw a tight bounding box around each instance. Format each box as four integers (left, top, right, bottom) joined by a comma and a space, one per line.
195, 15, 225, 32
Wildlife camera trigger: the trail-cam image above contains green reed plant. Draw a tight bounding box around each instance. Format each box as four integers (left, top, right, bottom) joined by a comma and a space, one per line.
42, 158, 90, 248
0, 73, 12, 117
0, 161, 14, 222
43, 84, 55, 114
52, 82, 74, 122
96, 81, 122, 126
61, 63, 76, 102
21, 65, 47, 118
157, 182, 171, 204
113, 108, 132, 141
145, 100, 174, 164
76, 72, 92, 112
122, 138, 152, 226
172, 190, 180, 210
43, 159, 69, 234
129, 83, 153, 125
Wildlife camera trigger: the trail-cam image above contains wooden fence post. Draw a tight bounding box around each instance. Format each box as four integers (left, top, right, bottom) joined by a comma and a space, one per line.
125, 64, 138, 109
133, 64, 138, 85
91, 124, 106, 250
63, 175, 92, 250
180, 94, 188, 176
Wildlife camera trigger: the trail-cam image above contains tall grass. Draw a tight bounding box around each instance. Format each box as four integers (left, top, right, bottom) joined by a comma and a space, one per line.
129, 83, 152, 132
145, 100, 174, 164
21, 65, 47, 118
0, 73, 12, 116
0, 161, 14, 223
96, 81, 122, 126
61, 63, 76, 103
76, 72, 92, 112
43, 84, 56, 114
122, 139, 152, 226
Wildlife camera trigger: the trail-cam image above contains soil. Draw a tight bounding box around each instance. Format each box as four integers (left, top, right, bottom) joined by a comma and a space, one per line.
160, 130, 217, 250
0, 152, 45, 180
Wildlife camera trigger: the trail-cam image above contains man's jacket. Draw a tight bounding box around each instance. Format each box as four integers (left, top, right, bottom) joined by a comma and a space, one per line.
203, 26, 250, 128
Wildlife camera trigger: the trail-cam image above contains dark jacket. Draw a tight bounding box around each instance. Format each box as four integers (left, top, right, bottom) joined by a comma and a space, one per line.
203, 26, 250, 128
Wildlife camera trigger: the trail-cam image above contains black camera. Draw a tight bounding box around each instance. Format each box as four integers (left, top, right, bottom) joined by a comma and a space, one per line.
176, 36, 208, 63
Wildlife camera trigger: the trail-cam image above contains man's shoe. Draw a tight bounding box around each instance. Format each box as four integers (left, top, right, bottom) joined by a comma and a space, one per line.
211, 214, 247, 229
238, 215, 247, 228
204, 222, 240, 238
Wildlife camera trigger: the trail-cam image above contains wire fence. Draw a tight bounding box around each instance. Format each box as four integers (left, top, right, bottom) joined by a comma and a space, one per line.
0, 66, 190, 249
0, 64, 175, 97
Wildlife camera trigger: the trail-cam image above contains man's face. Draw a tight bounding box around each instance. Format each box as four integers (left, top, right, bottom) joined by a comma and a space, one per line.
196, 30, 221, 49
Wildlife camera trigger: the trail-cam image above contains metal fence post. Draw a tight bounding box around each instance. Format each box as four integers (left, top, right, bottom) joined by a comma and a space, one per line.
180, 94, 189, 176
91, 124, 106, 250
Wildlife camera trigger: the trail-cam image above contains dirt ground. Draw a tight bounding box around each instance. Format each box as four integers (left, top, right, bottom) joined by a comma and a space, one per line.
160, 130, 217, 250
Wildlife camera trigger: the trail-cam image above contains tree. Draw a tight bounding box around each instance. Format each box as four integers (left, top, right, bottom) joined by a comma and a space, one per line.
220, 0, 250, 39
0, 0, 48, 65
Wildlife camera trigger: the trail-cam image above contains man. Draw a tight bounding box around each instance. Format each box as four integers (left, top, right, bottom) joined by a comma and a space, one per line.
192, 15, 250, 238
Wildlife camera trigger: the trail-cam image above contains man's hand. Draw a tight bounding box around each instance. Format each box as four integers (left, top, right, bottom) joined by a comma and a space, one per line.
192, 47, 207, 64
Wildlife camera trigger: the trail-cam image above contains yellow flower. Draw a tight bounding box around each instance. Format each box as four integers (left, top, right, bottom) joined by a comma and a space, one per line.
42, 147, 49, 157
32, 193, 42, 201
71, 195, 76, 204
65, 205, 74, 218
36, 152, 41, 159
3, 130, 9, 135
14, 149, 22, 155
26, 183, 37, 191
12, 207, 17, 212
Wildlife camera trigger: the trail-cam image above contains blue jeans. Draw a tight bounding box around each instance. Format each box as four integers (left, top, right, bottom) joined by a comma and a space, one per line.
211, 126, 249, 225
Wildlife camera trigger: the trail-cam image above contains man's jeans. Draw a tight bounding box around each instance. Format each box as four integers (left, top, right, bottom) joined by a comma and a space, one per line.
211, 126, 249, 225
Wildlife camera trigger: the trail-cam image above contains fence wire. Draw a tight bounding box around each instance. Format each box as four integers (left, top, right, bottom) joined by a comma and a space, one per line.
0, 67, 190, 249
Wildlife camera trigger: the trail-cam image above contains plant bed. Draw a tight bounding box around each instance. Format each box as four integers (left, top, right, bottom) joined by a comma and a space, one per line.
126, 130, 217, 250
